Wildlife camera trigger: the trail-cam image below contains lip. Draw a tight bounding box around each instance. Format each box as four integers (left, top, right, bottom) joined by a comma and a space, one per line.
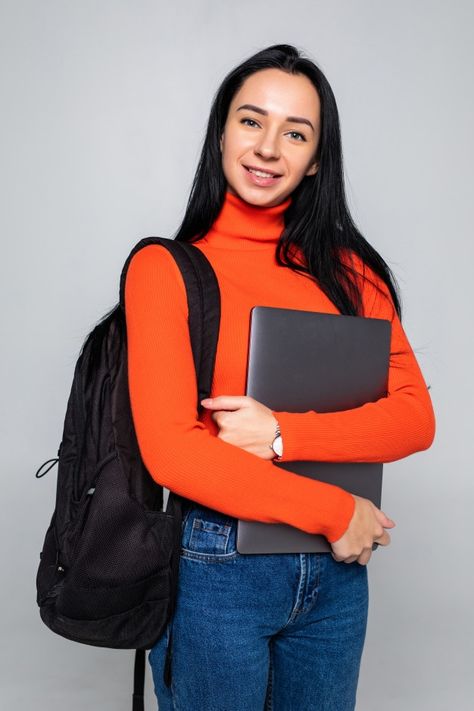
243, 164, 282, 177
242, 164, 283, 188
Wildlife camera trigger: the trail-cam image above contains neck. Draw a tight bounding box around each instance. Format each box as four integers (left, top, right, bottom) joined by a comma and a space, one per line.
202, 189, 292, 251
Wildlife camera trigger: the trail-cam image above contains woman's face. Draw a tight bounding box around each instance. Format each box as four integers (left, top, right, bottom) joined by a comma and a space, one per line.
220, 68, 321, 207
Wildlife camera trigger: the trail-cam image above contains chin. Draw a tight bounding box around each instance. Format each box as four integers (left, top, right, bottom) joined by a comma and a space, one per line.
228, 183, 280, 206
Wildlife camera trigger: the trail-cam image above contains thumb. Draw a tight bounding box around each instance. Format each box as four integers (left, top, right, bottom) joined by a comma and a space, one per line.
200, 395, 247, 411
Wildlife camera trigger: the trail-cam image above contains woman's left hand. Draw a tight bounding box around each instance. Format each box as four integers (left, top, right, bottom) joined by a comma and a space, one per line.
200, 395, 278, 460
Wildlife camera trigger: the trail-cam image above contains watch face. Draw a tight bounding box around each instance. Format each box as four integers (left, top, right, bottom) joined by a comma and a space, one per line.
272, 435, 283, 457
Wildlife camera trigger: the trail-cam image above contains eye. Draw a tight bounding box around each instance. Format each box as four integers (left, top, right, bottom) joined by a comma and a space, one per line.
287, 130, 306, 142
240, 118, 307, 142
240, 118, 259, 128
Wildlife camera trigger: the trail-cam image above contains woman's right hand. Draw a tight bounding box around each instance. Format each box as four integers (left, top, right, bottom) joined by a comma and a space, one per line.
330, 494, 396, 566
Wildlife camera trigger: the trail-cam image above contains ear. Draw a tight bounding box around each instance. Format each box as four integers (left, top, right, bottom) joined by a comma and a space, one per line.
220, 134, 224, 152
305, 160, 319, 177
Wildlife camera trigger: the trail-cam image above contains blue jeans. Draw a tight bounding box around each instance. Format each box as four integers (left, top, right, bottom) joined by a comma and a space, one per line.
148, 503, 369, 710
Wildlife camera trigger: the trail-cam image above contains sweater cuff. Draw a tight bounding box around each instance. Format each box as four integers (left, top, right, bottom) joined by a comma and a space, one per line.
272, 409, 312, 462
271, 409, 356, 542
323, 489, 355, 542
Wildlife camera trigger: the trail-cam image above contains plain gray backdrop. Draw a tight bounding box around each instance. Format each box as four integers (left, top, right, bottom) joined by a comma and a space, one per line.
1, 1, 472, 709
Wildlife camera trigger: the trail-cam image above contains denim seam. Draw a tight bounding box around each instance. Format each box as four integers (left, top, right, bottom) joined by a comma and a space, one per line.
282, 553, 307, 628
182, 512, 237, 560
170, 673, 180, 711
300, 553, 321, 615
180, 548, 239, 562
264, 640, 274, 710
191, 519, 232, 535
166, 614, 180, 711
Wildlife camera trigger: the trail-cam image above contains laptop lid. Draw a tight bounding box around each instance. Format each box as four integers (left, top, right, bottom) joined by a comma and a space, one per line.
237, 306, 391, 554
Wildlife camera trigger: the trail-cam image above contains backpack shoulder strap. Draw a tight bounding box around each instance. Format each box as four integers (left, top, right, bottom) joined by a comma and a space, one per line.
119, 236, 221, 409
120, 237, 222, 707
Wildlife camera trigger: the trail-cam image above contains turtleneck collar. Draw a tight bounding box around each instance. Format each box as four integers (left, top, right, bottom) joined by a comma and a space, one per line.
202, 189, 292, 251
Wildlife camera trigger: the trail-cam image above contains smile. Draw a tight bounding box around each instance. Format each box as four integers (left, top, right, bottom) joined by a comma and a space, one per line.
244, 165, 282, 178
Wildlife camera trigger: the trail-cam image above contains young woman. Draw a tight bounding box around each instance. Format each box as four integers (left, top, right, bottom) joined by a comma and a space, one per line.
124, 44, 435, 710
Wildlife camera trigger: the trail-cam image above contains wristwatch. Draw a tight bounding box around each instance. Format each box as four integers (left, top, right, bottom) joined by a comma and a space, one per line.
270, 421, 283, 460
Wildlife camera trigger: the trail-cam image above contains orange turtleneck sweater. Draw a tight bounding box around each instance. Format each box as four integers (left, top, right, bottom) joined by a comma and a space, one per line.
124, 190, 435, 543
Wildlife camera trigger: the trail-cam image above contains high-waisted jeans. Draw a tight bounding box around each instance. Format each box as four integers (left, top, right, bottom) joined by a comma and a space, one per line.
148, 502, 369, 710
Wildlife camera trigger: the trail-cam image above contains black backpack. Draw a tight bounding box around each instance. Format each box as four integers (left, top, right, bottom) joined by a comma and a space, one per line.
35, 236, 221, 711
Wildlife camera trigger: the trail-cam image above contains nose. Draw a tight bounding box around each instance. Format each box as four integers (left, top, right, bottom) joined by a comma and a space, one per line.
254, 128, 280, 160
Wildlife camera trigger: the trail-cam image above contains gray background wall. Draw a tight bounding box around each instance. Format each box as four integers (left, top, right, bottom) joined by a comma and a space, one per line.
1, 1, 472, 709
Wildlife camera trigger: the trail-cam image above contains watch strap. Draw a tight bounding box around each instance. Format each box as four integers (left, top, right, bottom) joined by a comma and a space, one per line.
269, 421, 283, 460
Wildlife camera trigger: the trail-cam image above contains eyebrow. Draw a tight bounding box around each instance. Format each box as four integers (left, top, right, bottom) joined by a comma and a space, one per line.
236, 103, 315, 132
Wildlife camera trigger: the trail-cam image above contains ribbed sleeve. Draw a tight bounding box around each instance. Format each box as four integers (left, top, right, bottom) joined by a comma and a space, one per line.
273, 261, 436, 463
124, 244, 356, 544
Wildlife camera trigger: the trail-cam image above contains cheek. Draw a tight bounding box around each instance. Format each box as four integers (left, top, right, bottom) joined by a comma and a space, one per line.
221, 141, 236, 173
221, 152, 237, 185
285, 156, 313, 184
222, 132, 253, 165
290, 148, 315, 173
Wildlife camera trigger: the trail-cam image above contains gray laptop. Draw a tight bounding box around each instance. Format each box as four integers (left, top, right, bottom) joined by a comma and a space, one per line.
236, 306, 391, 554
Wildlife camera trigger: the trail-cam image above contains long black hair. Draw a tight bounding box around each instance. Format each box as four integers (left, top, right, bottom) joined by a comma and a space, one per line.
173, 43, 401, 319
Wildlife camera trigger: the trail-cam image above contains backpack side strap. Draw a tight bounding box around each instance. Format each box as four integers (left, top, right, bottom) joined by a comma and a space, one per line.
132, 649, 145, 711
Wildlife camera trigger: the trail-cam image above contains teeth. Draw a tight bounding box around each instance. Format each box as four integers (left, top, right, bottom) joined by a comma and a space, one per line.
248, 168, 278, 178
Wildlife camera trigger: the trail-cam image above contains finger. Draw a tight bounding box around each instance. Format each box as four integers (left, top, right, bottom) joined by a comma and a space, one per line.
375, 530, 391, 547
343, 555, 359, 564
357, 549, 372, 566
200, 395, 248, 410
376, 508, 396, 527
